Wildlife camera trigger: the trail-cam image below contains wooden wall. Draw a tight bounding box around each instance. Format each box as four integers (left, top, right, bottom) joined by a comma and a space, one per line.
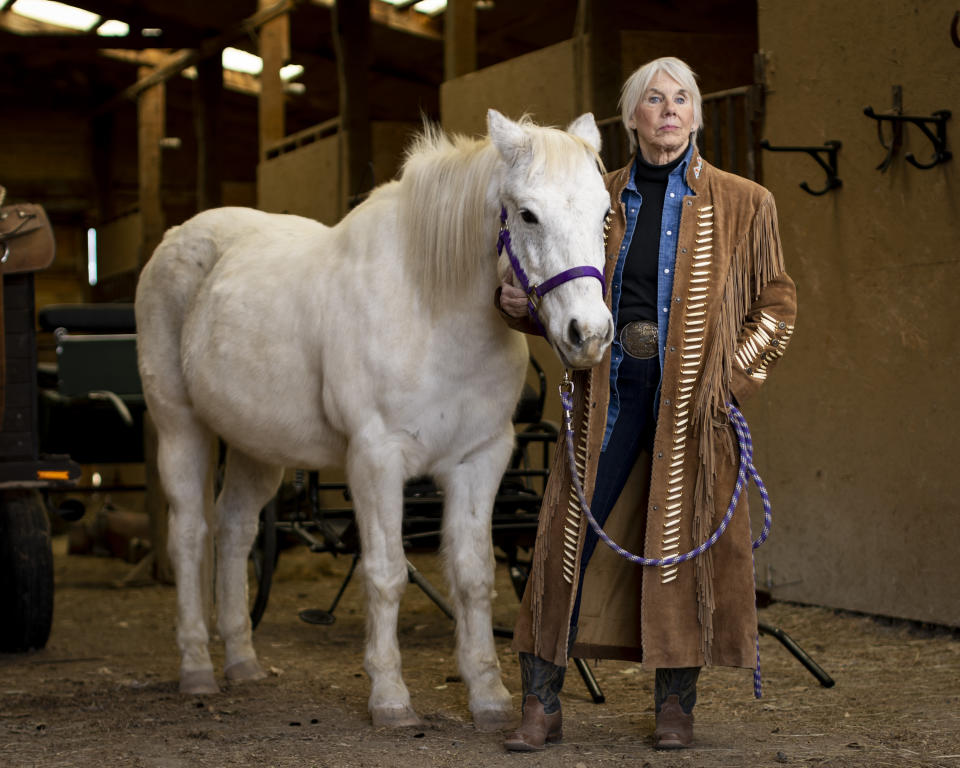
257, 121, 418, 224
750, 0, 960, 626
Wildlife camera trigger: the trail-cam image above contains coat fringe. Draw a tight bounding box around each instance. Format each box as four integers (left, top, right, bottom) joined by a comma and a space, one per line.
690, 194, 785, 661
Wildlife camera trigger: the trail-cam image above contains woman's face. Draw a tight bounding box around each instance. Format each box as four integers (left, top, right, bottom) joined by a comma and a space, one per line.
629, 71, 694, 164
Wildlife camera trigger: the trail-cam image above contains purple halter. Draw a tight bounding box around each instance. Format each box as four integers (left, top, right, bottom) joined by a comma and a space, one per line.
497, 206, 605, 338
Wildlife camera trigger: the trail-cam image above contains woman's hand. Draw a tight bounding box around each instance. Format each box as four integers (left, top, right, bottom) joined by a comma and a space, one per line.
498, 282, 529, 319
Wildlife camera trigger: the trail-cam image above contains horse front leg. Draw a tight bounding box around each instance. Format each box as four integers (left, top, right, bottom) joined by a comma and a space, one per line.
347, 436, 420, 727
215, 449, 283, 684
437, 433, 516, 731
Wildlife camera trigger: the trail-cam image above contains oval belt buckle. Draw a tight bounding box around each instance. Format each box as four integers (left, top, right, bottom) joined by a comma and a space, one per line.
620, 321, 658, 359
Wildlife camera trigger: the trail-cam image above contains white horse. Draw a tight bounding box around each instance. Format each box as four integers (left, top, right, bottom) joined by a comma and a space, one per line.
134, 109, 614, 730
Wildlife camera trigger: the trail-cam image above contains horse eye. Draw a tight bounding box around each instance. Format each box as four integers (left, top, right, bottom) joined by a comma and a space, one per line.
519, 209, 539, 224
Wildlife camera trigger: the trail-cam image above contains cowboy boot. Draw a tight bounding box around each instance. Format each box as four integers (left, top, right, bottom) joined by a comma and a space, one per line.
503, 653, 565, 751
653, 667, 699, 749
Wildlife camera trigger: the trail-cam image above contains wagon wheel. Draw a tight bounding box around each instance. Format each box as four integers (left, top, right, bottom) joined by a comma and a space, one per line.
248, 498, 277, 629
0, 489, 54, 652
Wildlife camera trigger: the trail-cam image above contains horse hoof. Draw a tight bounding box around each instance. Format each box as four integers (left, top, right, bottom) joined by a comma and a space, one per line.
224, 658, 267, 683
473, 708, 518, 732
370, 706, 423, 729
180, 669, 219, 695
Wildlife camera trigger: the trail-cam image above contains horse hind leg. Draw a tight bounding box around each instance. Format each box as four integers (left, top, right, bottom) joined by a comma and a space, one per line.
215, 448, 283, 684
156, 412, 220, 694
437, 438, 516, 731
347, 435, 421, 728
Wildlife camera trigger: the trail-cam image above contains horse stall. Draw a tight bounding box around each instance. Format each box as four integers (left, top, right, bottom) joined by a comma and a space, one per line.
1, 1, 958, 766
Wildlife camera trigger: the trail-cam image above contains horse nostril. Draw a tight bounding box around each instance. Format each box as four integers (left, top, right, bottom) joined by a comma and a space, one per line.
568, 318, 583, 347
606, 318, 614, 343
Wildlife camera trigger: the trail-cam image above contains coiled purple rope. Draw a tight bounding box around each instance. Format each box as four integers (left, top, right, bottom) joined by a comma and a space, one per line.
560, 381, 771, 697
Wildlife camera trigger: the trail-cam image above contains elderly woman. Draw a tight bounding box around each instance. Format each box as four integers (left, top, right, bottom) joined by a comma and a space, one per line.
497, 56, 797, 751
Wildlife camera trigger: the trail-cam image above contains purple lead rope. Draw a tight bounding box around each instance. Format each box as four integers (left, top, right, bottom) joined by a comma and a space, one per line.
560, 380, 771, 698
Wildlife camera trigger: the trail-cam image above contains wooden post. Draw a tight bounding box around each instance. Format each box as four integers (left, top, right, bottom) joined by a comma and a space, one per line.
137, 65, 165, 268
586, 0, 621, 120
258, 0, 289, 160
195, 55, 224, 211
333, 0, 371, 216
444, 0, 476, 81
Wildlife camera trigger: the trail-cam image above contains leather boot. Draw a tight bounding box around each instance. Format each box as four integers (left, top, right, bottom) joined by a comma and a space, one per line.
503, 694, 562, 751
653, 667, 699, 749
503, 653, 565, 751
654, 694, 694, 749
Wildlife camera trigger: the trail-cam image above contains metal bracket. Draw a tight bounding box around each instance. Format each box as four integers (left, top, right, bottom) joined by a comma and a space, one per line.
864, 85, 952, 170
759, 139, 842, 195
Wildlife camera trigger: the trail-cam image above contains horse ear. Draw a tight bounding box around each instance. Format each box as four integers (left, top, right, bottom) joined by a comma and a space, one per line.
487, 109, 531, 166
566, 112, 602, 153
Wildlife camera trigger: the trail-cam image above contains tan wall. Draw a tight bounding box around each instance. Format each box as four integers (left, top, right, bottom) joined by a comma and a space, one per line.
753, 0, 960, 625
441, 41, 584, 136
257, 121, 418, 225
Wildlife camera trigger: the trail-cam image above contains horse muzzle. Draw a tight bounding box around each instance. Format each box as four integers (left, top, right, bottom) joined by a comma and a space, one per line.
556, 314, 614, 369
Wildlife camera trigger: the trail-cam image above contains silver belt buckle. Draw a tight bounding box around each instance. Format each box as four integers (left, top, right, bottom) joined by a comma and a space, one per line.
619, 321, 658, 359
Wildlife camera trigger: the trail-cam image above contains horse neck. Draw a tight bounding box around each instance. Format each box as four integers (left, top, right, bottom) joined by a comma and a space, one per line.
400, 140, 502, 314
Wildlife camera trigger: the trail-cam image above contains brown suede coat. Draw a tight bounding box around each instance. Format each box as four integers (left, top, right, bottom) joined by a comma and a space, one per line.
511, 148, 797, 670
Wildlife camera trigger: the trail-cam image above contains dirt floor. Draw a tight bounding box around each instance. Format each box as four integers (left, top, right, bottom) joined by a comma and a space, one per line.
2, 536, 959, 768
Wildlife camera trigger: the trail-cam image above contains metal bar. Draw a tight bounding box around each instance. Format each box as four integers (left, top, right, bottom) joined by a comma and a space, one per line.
758, 621, 835, 688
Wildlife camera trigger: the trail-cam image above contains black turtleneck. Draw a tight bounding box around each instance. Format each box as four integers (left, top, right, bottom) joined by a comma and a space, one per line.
618, 151, 684, 330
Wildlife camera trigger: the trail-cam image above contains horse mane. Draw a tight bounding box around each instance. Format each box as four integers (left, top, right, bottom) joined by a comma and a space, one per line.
398, 117, 602, 312
398, 123, 499, 311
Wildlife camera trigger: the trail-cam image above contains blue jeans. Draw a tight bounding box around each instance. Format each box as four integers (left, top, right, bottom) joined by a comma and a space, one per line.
570, 353, 660, 632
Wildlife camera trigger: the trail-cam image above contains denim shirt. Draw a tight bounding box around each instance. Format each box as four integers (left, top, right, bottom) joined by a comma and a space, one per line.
602, 141, 696, 450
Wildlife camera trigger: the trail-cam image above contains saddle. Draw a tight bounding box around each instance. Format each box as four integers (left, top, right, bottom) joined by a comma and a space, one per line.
0, 185, 56, 422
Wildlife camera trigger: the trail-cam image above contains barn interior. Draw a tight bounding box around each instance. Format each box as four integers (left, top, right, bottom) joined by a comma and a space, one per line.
1, 1, 958, 754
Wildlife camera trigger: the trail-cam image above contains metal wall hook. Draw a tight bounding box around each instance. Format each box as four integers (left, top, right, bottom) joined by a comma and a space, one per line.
759, 139, 842, 195
863, 101, 952, 171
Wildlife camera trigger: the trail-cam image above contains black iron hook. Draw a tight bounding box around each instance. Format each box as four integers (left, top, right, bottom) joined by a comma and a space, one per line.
951, 10, 960, 47
863, 105, 952, 170
759, 139, 842, 195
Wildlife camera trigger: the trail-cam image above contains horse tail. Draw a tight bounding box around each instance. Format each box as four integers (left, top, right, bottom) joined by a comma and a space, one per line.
135, 214, 227, 411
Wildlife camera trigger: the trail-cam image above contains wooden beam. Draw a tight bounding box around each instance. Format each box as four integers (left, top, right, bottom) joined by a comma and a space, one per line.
137, 65, 164, 268
308, 0, 443, 41
586, 0, 621, 118
333, 0, 371, 217
195, 56, 224, 211
94, 0, 303, 115
258, 0, 289, 159
444, 0, 476, 81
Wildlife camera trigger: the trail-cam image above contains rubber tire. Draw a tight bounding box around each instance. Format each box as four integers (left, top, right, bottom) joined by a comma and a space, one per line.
248, 499, 277, 630
0, 489, 54, 652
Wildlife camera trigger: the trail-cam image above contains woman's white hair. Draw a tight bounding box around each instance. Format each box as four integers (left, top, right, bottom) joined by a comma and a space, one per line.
619, 56, 704, 153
